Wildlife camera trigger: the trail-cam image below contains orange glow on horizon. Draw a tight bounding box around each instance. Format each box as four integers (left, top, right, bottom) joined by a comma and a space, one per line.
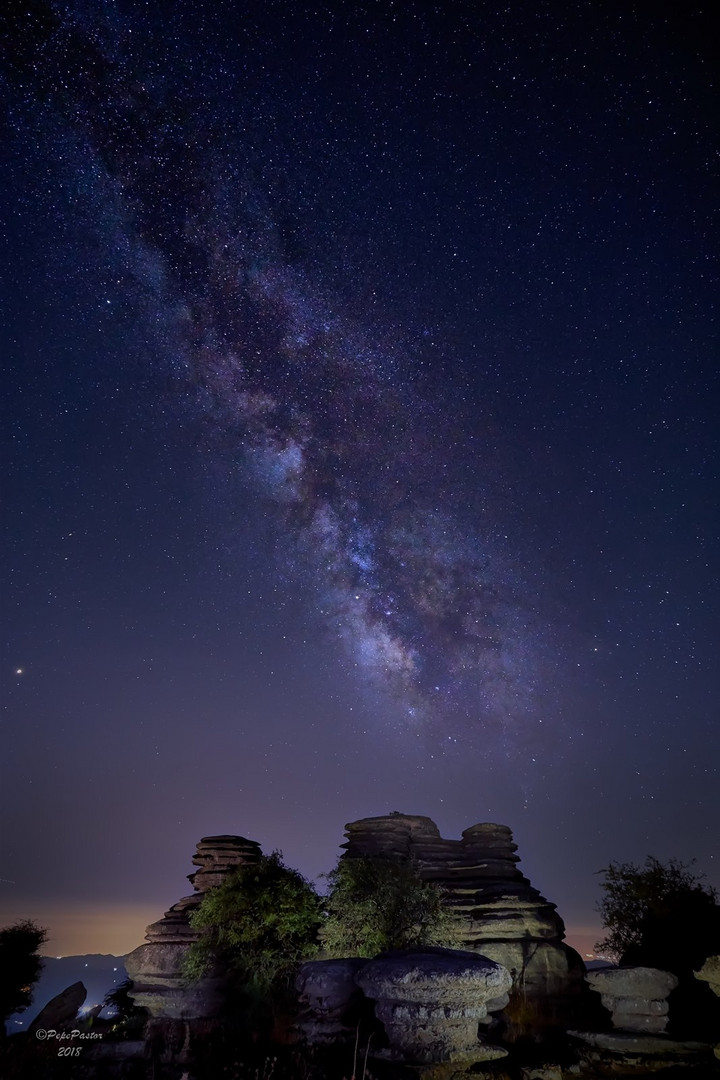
0, 902, 160, 957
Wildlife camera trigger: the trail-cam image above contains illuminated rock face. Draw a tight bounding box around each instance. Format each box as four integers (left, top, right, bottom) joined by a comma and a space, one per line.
354, 948, 511, 1064
342, 814, 585, 1032
125, 835, 261, 1020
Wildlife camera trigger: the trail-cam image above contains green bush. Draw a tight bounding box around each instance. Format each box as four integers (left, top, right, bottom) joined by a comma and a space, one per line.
184, 851, 322, 992
322, 855, 453, 958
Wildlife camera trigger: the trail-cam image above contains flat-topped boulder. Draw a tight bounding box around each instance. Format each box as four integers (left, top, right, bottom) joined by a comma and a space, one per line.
354, 947, 510, 1064
586, 966, 678, 1035
342, 814, 585, 1033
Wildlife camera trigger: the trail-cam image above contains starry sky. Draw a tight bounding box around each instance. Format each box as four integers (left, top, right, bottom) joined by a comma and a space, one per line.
1, 0, 718, 960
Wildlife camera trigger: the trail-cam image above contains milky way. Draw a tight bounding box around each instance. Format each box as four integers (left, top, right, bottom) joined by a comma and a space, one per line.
6, 4, 541, 732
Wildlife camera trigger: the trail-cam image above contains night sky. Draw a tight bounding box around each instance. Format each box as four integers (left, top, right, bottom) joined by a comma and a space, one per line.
1, 1, 718, 960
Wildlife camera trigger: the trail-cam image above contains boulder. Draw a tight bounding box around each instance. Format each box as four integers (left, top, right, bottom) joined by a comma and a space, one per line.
295, 958, 369, 1043
586, 966, 677, 1034
28, 981, 87, 1035
354, 947, 510, 1064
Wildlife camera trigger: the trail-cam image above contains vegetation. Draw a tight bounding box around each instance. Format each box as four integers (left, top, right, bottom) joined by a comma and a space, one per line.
322, 854, 453, 958
184, 851, 322, 993
102, 979, 148, 1038
595, 855, 720, 1038
0, 920, 47, 1035
594, 855, 719, 963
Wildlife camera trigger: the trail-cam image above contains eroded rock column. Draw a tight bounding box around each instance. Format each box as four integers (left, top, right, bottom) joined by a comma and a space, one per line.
354, 947, 511, 1065
586, 966, 677, 1034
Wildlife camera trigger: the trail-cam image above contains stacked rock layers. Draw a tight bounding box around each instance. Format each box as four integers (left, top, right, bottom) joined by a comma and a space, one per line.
342, 814, 585, 1021
125, 835, 261, 1019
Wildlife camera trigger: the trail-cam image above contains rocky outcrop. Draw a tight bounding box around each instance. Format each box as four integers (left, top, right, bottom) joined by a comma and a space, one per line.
569, 1028, 717, 1073
572, 966, 717, 1073
295, 958, 369, 1043
341, 814, 585, 1031
125, 835, 261, 1020
354, 948, 510, 1065
586, 966, 677, 1034
28, 981, 87, 1035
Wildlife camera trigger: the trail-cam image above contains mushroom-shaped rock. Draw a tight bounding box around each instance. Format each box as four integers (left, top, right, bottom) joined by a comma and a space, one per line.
586, 966, 678, 1034
354, 947, 511, 1064
295, 958, 369, 1043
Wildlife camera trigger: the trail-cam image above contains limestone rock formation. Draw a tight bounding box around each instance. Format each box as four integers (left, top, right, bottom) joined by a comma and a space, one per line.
341, 814, 585, 1030
28, 981, 87, 1035
569, 1028, 716, 1067
586, 966, 677, 1034
125, 835, 261, 1020
354, 947, 510, 1065
295, 958, 369, 1043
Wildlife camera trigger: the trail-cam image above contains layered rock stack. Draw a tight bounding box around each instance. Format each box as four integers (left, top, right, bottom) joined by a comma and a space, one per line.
342, 814, 585, 1031
571, 966, 715, 1072
586, 967, 677, 1034
125, 835, 262, 1020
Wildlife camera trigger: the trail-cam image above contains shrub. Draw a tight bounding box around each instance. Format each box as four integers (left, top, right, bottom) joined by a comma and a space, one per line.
322, 855, 453, 958
184, 851, 322, 992
594, 855, 719, 964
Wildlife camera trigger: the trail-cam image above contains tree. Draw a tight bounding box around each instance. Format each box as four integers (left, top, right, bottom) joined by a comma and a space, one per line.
594, 856, 719, 964
595, 856, 720, 1038
322, 855, 453, 958
184, 851, 322, 993
0, 920, 48, 1034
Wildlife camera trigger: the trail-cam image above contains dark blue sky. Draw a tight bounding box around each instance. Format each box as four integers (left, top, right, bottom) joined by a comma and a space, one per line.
1, 0, 717, 957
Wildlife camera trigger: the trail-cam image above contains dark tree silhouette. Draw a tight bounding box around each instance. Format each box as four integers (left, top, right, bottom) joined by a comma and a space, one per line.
596, 857, 720, 1038
0, 920, 47, 1035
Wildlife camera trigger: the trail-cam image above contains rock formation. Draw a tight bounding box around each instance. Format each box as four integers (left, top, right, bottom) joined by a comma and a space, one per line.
295, 958, 369, 1044
585, 966, 678, 1034
354, 948, 510, 1066
341, 814, 585, 1031
571, 965, 716, 1073
125, 835, 261, 1020
28, 981, 87, 1036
